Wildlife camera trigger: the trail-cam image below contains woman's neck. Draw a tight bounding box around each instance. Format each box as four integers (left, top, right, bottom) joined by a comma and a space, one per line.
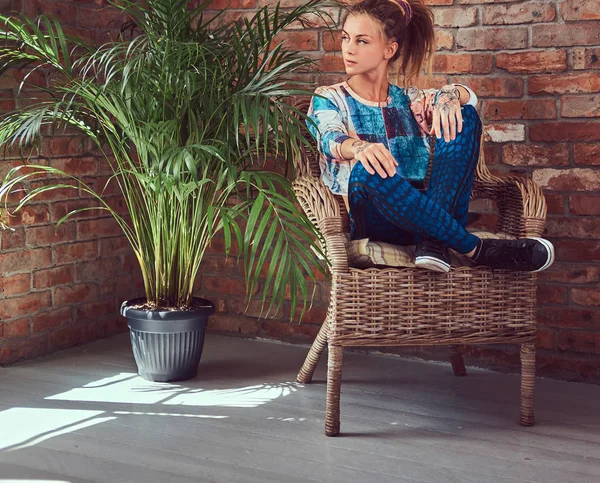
347, 73, 389, 102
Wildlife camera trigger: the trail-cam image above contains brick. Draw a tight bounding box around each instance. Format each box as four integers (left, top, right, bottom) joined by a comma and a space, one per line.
256, 0, 308, 6
28, 180, 80, 201
319, 53, 345, 73
449, 76, 524, 98
560, 0, 600, 21
571, 48, 600, 70
538, 306, 600, 330
425, 0, 453, 4
2, 273, 31, 296
200, 256, 243, 277
77, 6, 125, 29
532, 23, 600, 47
322, 30, 341, 51
0, 227, 25, 250
572, 287, 600, 307
533, 168, 600, 191
24, 1, 78, 24
75, 257, 122, 282
50, 157, 98, 176
0, 66, 46, 90
485, 124, 525, 143
433, 54, 492, 74
484, 99, 556, 121
54, 283, 97, 306
544, 193, 566, 215
531, 122, 600, 142
272, 31, 318, 51
33, 266, 73, 289
537, 284, 568, 305
51, 199, 100, 223
538, 263, 600, 284
0, 334, 49, 364
288, 8, 341, 30
502, 144, 568, 167
76, 217, 123, 240
483, 2, 555, 25
41, 137, 86, 157
0, 248, 52, 273
496, 50, 567, 74
32, 307, 71, 332
0, 90, 15, 112
208, 315, 260, 336
210, 0, 256, 7
77, 299, 116, 320
6, 205, 51, 227
537, 354, 600, 383
456, 0, 518, 3
3, 317, 31, 339
0, 291, 51, 319
529, 73, 600, 96
48, 324, 90, 350
555, 240, 600, 261
557, 331, 599, 355
435, 29, 454, 51
570, 194, 600, 215
26, 223, 77, 247
574, 144, 600, 165
434, 7, 477, 27
456, 28, 528, 51
259, 319, 320, 341
99, 236, 132, 256
204, 276, 257, 296
546, 217, 600, 238
561, 95, 600, 118
54, 240, 98, 263
536, 327, 556, 351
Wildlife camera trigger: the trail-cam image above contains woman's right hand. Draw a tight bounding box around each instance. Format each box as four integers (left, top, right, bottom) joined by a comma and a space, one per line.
350, 140, 398, 178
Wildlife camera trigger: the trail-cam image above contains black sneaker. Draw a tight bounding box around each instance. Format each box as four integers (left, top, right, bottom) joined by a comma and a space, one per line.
471, 237, 555, 272
415, 240, 451, 273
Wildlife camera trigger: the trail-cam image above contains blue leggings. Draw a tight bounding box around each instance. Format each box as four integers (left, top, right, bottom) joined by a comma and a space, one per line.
348, 105, 482, 255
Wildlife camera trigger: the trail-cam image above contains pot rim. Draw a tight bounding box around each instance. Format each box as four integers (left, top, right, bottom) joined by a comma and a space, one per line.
121, 297, 215, 321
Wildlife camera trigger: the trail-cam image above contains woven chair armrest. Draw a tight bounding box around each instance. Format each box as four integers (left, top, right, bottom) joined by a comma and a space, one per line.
293, 176, 349, 273
472, 174, 547, 238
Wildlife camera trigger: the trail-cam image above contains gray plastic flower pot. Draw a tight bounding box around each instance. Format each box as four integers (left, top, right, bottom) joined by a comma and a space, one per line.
120, 298, 215, 382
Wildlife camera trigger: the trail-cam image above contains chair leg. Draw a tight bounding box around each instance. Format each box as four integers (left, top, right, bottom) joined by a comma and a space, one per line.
520, 342, 536, 427
449, 345, 467, 376
297, 318, 329, 384
325, 344, 343, 437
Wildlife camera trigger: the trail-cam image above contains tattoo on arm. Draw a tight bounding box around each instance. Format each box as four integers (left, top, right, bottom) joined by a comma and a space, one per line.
352, 140, 370, 156
434, 85, 460, 114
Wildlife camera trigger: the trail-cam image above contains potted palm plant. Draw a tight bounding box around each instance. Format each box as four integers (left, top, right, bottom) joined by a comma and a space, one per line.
0, 0, 329, 381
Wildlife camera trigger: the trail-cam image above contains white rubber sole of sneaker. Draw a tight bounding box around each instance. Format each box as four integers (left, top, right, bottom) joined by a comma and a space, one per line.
531, 237, 555, 272
415, 256, 451, 273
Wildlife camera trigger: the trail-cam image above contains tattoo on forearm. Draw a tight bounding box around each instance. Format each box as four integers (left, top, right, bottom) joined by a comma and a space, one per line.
352, 140, 370, 156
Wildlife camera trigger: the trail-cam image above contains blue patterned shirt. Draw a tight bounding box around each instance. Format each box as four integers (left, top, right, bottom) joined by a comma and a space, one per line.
306, 81, 477, 196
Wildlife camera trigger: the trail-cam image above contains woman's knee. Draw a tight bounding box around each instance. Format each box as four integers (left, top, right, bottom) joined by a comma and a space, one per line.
461, 104, 482, 129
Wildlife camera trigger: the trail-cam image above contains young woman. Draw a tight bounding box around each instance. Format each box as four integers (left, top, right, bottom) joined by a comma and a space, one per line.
307, 0, 554, 273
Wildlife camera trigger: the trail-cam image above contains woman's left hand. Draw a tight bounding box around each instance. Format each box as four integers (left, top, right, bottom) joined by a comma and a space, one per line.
430, 85, 463, 143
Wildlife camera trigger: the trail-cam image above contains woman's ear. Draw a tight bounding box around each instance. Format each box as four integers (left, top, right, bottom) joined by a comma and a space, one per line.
385, 41, 398, 60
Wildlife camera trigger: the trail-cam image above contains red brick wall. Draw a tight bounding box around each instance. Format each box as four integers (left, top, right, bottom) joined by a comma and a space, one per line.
0, 0, 140, 362
1, 0, 599, 383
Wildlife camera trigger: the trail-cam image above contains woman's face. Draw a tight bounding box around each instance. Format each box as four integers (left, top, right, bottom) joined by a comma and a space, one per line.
341, 14, 397, 76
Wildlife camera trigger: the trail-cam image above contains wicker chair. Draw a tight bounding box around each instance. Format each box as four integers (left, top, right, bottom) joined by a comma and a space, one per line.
292, 99, 547, 437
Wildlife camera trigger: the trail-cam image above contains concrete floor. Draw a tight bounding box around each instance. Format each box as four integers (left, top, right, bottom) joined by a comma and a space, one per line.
0, 333, 599, 483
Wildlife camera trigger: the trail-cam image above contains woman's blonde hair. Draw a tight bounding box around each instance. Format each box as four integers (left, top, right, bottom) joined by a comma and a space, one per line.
344, 0, 435, 87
